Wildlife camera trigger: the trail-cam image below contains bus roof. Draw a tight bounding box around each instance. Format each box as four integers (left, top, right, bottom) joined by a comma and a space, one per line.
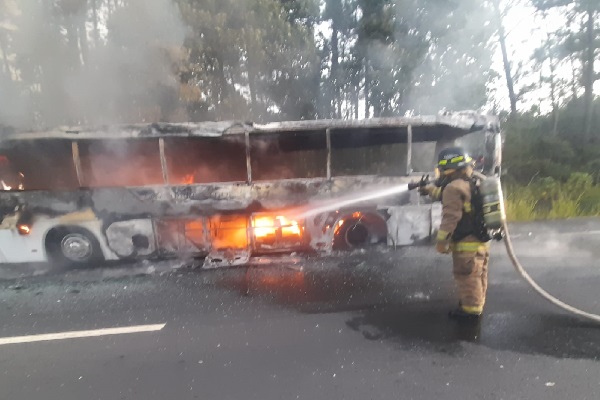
0, 111, 499, 141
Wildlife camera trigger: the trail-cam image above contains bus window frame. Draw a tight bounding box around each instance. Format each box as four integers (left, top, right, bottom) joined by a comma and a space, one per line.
0, 121, 499, 191
75, 137, 165, 189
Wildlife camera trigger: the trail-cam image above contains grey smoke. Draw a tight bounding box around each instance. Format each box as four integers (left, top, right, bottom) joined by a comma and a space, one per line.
0, 0, 186, 130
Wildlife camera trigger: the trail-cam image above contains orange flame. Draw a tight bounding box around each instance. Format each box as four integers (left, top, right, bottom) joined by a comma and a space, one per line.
334, 219, 345, 235
17, 224, 31, 235
334, 212, 362, 234
279, 216, 301, 237
253, 215, 302, 240
210, 216, 248, 249
254, 216, 278, 239
182, 174, 194, 185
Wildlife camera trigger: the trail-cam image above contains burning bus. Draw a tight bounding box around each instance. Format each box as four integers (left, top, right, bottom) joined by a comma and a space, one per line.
0, 111, 501, 267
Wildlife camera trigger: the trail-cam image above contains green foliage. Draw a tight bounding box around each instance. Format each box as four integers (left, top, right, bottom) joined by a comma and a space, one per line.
503, 100, 600, 187
319, 0, 496, 119
530, 0, 600, 136
504, 173, 600, 222
177, 0, 320, 122
1, 0, 498, 126
504, 190, 538, 222
579, 186, 600, 214
546, 194, 581, 220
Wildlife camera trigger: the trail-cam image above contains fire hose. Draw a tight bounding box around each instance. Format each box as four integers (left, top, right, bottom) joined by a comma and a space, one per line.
501, 217, 600, 324
483, 175, 600, 323
411, 173, 600, 323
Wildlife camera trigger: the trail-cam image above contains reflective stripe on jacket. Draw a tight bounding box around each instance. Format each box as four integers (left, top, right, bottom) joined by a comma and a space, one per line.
451, 241, 490, 253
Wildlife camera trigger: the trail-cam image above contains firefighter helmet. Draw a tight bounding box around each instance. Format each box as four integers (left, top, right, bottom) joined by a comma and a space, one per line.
437, 147, 473, 171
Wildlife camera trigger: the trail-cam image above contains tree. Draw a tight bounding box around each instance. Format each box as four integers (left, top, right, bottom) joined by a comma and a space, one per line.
323, 0, 344, 118
407, 0, 496, 114
0, 0, 189, 128
177, 0, 319, 122
356, 0, 400, 117
532, 32, 571, 134
352, 0, 496, 117
533, 0, 600, 137
492, 0, 518, 116
0, 0, 501, 128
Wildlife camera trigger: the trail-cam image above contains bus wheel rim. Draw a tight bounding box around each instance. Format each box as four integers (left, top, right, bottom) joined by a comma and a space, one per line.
61, 233, 92, 262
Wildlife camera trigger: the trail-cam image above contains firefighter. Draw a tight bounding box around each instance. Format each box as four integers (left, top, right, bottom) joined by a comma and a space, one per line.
420, 147, 491, 320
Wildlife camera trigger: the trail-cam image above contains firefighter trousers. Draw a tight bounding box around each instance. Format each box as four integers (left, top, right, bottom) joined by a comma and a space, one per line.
451, 243, 490, 315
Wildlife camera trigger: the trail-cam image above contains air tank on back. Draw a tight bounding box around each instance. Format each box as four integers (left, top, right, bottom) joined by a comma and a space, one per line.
480, 177, 505, 230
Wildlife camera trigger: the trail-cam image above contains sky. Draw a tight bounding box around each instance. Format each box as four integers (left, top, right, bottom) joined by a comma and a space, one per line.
490, 2, 556, 113
492, 1, 600, 114
316, 1, 584, 117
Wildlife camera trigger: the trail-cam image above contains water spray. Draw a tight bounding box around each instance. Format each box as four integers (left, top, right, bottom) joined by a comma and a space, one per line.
294, 184, 410, 220
404, 171, 600, 322
299, 175, 600, 323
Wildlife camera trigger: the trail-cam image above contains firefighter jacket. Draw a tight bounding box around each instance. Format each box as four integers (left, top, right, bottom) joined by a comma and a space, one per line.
436, 178, 490, 252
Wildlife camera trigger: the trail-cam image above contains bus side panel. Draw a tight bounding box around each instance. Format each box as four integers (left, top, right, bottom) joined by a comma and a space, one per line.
68, 219, 120, 261
105, 219, 156, 258
386, 205, 435, 246
0, 227, 47, 263
0, 214, 118, 264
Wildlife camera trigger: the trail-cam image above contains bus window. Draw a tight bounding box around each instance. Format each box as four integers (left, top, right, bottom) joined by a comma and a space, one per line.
455, 131, 493, 173
164, 138, 247, 184
411, 142, 437, 173
2, 140, 79, 191
0, 155, 24, 191
79, 139, 164, 187
330, 129, 408, 176
251, 132, 327, 181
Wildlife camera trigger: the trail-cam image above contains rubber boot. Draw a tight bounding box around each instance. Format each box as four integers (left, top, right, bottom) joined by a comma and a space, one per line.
454, 316, 482, 341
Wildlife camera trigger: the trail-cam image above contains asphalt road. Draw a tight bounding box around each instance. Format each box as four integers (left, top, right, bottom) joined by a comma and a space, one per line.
0, 219, 599, 400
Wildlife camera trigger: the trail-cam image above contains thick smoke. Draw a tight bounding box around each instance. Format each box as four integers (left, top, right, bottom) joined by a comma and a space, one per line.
369, 0, 495, 116
404, 1, 495, 115
0, 0, 186, 130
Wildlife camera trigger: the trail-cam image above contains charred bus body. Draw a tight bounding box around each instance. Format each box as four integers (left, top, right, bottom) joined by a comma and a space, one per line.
0, 112, 501, 267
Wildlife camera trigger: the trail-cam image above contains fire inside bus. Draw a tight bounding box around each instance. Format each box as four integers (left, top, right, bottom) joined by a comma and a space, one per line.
0, 111, 501, 267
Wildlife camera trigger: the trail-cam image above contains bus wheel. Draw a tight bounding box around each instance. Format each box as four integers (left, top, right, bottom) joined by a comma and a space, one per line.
46, 227, 103, 267
332, 212, 387, 251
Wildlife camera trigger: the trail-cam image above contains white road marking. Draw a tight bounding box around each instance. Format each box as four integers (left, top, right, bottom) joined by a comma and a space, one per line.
0, 323, 166, 346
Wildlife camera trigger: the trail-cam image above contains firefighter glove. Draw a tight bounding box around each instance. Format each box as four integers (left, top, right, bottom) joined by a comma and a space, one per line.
419, 184, 442, 200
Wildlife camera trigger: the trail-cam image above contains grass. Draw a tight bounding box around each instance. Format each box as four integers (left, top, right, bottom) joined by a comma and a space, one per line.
503, 183, 600, 222
504, 194, 538, 222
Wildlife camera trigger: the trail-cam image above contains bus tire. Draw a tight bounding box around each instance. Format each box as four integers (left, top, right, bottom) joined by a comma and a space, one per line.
333, 212, 388, 251
45, 227, 103, 268
333, 219, 370, 250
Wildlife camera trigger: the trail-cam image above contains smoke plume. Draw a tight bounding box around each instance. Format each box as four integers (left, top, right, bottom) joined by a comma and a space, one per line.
0, 0, 186, 130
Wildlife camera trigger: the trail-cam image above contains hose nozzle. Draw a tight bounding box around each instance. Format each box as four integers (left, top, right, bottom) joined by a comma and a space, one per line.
408, 174, 430, 191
